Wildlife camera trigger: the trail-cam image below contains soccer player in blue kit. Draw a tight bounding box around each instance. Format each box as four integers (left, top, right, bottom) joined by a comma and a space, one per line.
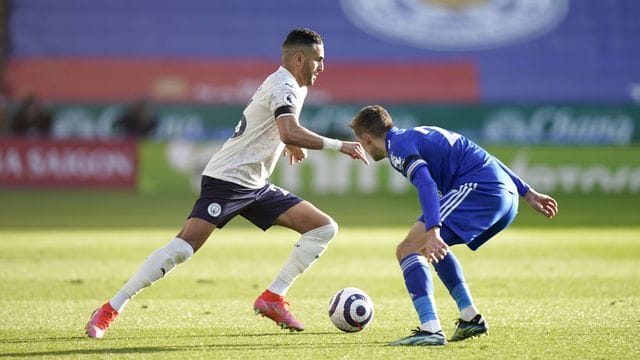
349, 105, 558, 346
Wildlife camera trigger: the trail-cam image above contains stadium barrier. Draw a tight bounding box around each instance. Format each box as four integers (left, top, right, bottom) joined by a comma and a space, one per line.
2, 140, 639, 194
0, 139, 137, 189
149, 141, 640, 196
22, 103, 640, 145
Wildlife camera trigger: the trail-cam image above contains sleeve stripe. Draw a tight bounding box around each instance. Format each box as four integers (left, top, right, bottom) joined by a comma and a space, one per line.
276, 113, 295, 120
275, 105, 295, 119
406, 159, 427, 179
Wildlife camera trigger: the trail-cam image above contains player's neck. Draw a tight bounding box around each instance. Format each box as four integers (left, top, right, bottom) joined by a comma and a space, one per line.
373, 136, 388, 158
282, 64, 305, 87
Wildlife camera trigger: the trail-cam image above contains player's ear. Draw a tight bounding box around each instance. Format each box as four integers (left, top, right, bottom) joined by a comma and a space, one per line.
293, 51, 305, 66
360, 133, 372, 144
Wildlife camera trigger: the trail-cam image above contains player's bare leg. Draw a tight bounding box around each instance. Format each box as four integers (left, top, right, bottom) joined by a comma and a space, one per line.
85, 218, 215, 339
253, 201, 337, 332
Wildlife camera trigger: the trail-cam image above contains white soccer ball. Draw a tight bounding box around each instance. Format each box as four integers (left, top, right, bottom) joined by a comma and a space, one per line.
328, 287, 374, 332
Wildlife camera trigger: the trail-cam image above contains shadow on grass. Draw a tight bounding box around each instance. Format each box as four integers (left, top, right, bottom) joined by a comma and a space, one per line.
0, 332, 387, 358
0, 331, 337, 344
0, 332, 389, 357
1, 346, 182, 358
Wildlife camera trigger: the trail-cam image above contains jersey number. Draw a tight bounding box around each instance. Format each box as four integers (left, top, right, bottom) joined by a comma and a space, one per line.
415, 126, 460, 145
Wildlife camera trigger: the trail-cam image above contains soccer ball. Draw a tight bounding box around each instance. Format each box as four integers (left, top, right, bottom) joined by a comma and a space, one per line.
328, 287, 374, 332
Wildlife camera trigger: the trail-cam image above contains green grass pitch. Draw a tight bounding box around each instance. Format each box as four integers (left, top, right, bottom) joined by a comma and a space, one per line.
1, 226, 639, 359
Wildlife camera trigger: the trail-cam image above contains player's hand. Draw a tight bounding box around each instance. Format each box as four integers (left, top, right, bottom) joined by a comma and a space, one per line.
284, 145, 307, 165
524, 188, 558, 219
339, 141, 369, 165
423, 228, 449, 264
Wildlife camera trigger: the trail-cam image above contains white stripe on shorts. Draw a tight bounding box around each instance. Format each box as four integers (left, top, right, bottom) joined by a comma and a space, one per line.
440, 183, 477, 221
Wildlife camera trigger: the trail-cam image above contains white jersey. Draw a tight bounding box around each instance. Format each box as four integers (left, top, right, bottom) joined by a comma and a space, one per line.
203, 66, 307, 188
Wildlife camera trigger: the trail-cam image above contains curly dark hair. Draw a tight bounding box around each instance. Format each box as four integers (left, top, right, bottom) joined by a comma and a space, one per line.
282, 28, 323, 48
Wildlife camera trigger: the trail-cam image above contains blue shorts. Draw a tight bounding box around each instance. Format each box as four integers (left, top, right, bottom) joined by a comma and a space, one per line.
419, 183, 519, 250
189, 176, 303, 230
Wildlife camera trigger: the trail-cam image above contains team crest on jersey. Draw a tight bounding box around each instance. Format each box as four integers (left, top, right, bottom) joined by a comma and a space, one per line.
207, 203, 222, 217
340, 0, 569, 51
389, 153, 404, 171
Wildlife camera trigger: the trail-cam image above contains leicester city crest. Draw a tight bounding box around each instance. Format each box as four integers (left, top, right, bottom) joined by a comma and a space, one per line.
340, 0, 569, 51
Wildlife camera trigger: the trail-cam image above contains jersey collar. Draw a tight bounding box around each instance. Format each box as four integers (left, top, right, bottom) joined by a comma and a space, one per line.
279, 66, 304, 91
385, 127, 399, 153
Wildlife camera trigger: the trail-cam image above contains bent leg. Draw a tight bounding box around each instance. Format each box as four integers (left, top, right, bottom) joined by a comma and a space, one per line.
109, 218, 215, 312
266, 201, 337, 296
177, 217, 217, 252
252, 201, 337, 331
434, 226, 479, 321
397, 222, 443, 333
273, 200, 334, 233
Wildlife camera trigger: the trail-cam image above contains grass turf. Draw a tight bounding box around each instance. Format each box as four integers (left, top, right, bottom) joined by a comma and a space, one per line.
1, 226, 639, 359
1, 190, 639, 229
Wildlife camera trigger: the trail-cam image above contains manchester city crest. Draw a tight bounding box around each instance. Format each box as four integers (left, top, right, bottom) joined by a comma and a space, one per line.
340, 0, 570, 51
207, 203, 222, 217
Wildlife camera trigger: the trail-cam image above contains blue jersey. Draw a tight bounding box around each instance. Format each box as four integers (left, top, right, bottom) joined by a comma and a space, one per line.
386, 126, 529, 230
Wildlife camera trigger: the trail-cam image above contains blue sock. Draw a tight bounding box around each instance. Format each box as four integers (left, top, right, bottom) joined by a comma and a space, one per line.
434, 251, 474, 311
400, 253, 438, 324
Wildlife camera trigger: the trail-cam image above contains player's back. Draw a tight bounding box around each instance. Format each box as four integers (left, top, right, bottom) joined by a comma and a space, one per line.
388, 126, 517, 194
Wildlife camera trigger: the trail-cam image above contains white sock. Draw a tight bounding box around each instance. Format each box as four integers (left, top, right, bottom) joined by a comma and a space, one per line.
460, 305, 480, 322
420, 319, 443, 334
267, 222, 338, 296
109, 237, 194, 313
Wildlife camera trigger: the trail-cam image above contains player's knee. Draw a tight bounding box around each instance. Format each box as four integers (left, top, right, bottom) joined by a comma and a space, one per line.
306, 221, 338, 245
166, 237, 194, 264
319, 220, 339, 243
395, 244, 403, 262
395, 241, 411, 262
325, 220, 339, 240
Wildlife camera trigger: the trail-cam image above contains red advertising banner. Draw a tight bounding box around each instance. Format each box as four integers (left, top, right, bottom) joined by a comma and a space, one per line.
0, 139, 138, 188
5, 58, 478, 104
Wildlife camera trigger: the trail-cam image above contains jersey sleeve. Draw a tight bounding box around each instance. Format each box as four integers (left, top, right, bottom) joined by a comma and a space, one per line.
410, 165, 442, 230
268, 82, 298, 119
387, 135, 426, 178
388, 134, 441, 229
494, 156, 530, 196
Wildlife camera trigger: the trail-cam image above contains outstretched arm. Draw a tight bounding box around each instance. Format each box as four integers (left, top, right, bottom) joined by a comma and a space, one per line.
523, 188, 559, 219
276, 114, 368, 164
492, 156, 557, 218
494, 157, 530, 196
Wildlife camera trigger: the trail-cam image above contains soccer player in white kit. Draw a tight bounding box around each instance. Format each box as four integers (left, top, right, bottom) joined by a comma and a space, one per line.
85, 28, 368, 338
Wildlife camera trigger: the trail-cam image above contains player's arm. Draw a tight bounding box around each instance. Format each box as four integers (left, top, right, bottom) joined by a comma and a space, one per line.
283, 144, 307, 165
275, 111, 326, 149
406, 158, 448, 262
407, 158, 442, 231
493, 156, 558, 218
523, 188, 559, 219
276, 111, 369, 164
493, 156, 530, 196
